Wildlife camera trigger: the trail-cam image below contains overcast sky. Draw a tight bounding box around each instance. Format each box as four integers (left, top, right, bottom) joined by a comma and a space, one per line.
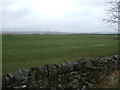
1, 0, 118, 33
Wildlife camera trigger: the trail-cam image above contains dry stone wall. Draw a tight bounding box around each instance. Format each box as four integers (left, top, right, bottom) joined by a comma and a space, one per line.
2, 55, 120, 89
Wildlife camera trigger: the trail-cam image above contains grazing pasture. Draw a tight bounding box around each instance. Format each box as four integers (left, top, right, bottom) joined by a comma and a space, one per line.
2, 34, 118, 74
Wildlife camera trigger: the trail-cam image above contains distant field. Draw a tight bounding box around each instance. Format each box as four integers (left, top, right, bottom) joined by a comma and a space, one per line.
2, 34, 118, 74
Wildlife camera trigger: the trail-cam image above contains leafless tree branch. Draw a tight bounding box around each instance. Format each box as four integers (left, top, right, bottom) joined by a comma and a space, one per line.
103, 0, 120, 31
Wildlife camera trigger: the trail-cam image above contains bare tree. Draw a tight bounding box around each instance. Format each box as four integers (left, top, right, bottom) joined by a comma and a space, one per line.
103, 0, 120, 31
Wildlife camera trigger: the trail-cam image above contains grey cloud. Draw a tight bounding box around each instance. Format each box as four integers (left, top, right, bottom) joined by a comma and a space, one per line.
3, 2, 30, 19
2, 0, 116, 33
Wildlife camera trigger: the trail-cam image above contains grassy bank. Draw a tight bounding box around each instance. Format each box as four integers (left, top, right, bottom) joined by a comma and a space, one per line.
2, 34, 118, 74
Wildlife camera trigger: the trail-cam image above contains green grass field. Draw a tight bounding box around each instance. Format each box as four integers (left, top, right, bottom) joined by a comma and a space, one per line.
2, 34, 118, 74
